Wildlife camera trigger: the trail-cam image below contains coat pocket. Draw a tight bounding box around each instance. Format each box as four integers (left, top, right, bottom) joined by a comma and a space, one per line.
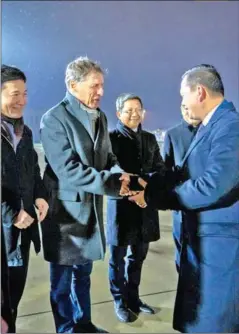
47, 189, 82, 222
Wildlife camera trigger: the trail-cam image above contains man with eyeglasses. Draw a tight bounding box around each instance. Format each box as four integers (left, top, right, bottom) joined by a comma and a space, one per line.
106, 93, 166, 322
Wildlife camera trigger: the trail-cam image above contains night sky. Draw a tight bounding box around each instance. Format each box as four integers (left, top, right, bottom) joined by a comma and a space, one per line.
2, 1, 239, 142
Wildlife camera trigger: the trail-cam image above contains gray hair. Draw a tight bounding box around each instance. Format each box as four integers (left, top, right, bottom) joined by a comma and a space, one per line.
182, 64, 224, 96
65, 56, 105, 89
116, 93, 143, 112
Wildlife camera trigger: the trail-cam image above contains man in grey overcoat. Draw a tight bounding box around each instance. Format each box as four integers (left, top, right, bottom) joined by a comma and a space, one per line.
40, 57, 130, 333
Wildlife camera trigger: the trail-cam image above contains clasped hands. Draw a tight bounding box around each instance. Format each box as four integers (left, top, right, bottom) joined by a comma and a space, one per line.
14, 198, 49, 229
119, 173, 148, 208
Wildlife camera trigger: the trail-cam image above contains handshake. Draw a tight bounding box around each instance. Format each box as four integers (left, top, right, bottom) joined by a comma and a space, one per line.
118, 173, 148, 208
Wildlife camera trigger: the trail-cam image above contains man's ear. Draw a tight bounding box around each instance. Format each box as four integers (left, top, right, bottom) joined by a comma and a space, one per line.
69, 80, 76, 91
197, 85, 207, 103
141, 110, 146, 122
116, 111, 121, 120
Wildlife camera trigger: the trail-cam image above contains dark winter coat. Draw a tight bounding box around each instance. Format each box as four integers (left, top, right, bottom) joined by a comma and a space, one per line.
107, 121, 165, 246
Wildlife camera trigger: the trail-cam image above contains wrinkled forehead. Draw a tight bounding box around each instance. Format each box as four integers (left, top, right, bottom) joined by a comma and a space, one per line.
84, 71, 104, 85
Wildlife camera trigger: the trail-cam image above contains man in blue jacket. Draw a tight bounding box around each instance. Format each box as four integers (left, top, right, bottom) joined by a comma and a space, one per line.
129, 65, 239, 332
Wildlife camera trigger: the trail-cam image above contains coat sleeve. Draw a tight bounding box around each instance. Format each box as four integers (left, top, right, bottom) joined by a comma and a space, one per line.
145, 120, 239, 210
151, 135, 166, 173
174, 121, 239, 209
33, 149, 48, 201
24, 126, 48, 201
162, 131, 175, 170
105, 124, 124, 174
40, 112, 122, 196
141, 135, 166, 183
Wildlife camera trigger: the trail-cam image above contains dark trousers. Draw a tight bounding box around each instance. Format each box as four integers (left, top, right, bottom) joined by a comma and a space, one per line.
8, 240, 31, 333
109, 243, 149, 308
50, 261, 93, 333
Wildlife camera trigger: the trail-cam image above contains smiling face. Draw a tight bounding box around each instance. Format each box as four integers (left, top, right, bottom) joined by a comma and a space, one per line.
70, 71, 104, 109
1, 79, 27, 118
117, 98, 145, 129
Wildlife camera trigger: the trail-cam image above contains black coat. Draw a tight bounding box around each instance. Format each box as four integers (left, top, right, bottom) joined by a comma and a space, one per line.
106, 122, 165, 246
162, 120, 198, 268
1, 122, 47, 266
163, 120, 198, 171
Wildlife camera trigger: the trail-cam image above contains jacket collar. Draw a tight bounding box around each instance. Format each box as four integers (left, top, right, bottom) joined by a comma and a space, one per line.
180, 99, 236, 166
62, 91, 104, 145
62, 91, 99, 142
116, 120, 142, 140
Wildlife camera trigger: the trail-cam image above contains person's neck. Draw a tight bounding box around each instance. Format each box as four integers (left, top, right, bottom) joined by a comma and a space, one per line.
1, 111, 22, 120
201, 96, 224, 121
69, 91, 96, 111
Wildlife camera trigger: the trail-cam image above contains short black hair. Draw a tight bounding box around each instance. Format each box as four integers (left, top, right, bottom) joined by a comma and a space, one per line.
1, 65, 26, 86
182, 64, 224, 96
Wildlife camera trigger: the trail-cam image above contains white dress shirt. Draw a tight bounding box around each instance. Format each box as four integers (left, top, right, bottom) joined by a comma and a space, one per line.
202, 104, 220, 126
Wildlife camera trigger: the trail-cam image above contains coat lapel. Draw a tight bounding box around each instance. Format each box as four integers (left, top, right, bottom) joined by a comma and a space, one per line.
179, 100, 234, 167
94, 112, 103, 150
1, 123, 14, 148
180, 123, 211, 167
93, 113, 105, 170
63, 92, 93, 143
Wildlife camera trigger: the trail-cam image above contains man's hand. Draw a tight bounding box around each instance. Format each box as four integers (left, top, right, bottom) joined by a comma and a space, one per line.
119, 174, 140, 196
1, 317, 8, 334
138, 177, 147, 189
14, 209, 34, 229
129, 190, 147, 208
119, 173, 131, 183
119, 173, 130, 196
35, 198, 49, 222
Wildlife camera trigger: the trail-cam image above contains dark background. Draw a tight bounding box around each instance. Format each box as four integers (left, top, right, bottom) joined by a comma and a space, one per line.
2, 1, 239, 142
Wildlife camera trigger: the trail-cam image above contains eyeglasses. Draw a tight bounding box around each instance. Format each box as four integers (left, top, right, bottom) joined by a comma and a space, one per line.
121, 109, 145, 116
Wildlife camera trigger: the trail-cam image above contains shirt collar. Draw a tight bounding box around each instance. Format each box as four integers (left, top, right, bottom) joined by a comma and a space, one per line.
202, 104, 220, 126
80, 102, 99, 115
